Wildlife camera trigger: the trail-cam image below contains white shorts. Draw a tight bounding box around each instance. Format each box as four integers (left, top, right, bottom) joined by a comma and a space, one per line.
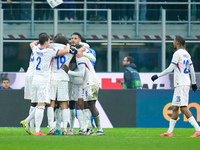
31, 80, 50, 104
49, 80, 69, 101
172, 85, 190, 106
24, 75, 33, 100
84, 84, 100, 101
71, 83, 83, 101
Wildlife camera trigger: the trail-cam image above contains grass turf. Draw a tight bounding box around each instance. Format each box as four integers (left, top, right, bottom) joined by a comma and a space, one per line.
0, 128, 200, 150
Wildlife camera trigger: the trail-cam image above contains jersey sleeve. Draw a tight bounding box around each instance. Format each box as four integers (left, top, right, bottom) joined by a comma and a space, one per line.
68, 63, 85, 77
171, 51, 179, 65
157, 63, 176, 77
83, 50, 96, 62
189, 63, 196, 84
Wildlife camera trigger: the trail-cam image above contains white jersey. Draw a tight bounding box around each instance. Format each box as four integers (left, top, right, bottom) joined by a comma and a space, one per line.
68, 56, 100, 86
171, 48, 192, 87
82, 57, 100, 87
49, 43, 73, 81
26, 52, 36, 77
32, 46, 59, 82
70, 57, 85, 84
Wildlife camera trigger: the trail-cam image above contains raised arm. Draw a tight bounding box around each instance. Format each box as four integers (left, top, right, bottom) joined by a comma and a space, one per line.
30, 41, 39, 49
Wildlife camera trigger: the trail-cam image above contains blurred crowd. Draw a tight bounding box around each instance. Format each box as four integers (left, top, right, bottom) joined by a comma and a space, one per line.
1, 0, 200, 21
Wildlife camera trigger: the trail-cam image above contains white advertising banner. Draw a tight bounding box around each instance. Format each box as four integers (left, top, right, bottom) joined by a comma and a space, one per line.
0, 72, 174, 89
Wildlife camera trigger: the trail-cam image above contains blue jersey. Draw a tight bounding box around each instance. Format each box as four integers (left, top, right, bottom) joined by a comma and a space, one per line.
88, 48, 96, 67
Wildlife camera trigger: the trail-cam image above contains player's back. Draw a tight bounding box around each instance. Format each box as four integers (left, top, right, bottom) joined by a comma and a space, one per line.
173, 48, 191, 87
49, 43, 73, 81
32, 46, 57, 82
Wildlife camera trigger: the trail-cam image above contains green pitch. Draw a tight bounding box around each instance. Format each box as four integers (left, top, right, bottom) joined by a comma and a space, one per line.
0, 128, 200, 150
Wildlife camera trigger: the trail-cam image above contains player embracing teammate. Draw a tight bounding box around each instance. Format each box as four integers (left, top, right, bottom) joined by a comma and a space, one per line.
21, 32, 104, 136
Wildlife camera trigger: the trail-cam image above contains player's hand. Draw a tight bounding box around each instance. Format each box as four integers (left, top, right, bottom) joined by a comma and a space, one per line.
69, 48, 77, 54
151, 75, 158, 82
62, 64, 69, 73
192, 84, 197, 92
75, 43, 82, 49
76, 51, 84, 58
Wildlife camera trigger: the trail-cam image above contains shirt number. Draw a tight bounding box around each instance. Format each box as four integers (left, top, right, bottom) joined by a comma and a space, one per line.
183, 59, 189, 74
56, 56, 66, 70
36, 57, 41, 70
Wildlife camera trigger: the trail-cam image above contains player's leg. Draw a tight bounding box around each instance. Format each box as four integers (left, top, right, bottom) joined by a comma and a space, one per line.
75, 98, 84, 134
20, 103, 36, 135
54, 106, 62, 135
68, 82, 75, 135
83, 101, 93, 135
68, 100, 75, 135
88, 100, 104, 135
34, 102, 46, 135
47, 80, 58, 134
57, 81, 69, 135
180, 106, 200, 137
29, 103, 37, 134
47, 100, 55, 135
60, 101, 68, 135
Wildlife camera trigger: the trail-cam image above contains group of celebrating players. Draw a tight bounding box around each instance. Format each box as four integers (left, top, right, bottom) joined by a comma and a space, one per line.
20, 32, 105, 136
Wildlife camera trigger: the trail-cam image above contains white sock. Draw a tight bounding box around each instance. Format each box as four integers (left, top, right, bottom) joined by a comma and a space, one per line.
55, 108, 62, 130
25, 107, 36, 124
35, 106, 45, 133
29, 106, 35, 132
188, 116, 200, 131
69, 109, 75, 131
77, 110, 84, 130
167, 119, 177, 133
62, 109, 68, 132
82, 109, 89, 131
83, 109, 92, 131
47, 107, 54, 131
94, 115, 103, 132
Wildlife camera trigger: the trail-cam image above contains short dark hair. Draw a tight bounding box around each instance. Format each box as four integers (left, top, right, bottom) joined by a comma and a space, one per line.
53, 33, 69, 45
126, 56, 134, 63
39, 32, 50, 45
1, 77, 10, 83
175, 35, 185, 46
71, 32, 84, 41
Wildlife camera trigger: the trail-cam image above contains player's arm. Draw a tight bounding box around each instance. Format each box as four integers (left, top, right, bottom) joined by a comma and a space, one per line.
68, 63, 85, 77
76, 50, 96, 62
189, 62, 197, 92
30, 40, 39, 49
151, 63, 176, 81
151, 52, 178, 81
56, 43, 70, 56
189, 64, 196, 84
79, 42, 90, 49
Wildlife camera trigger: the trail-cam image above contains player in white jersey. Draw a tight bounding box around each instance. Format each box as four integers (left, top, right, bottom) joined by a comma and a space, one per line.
151, 35, 200, 137
67, 32, 96, 135
21, 32, 71, 136
47, 33, 86, 135
68, 52, 105, 136
20, 52, 37, 135
46, 33, 72, 135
